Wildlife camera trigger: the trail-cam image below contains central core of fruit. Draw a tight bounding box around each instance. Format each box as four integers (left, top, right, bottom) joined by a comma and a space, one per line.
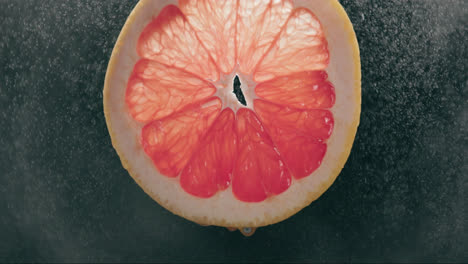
213, 69, 257, 112
125, 1, 336, 202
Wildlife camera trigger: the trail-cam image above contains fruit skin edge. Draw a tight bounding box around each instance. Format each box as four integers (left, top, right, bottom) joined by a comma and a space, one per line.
103, 0, 361, 229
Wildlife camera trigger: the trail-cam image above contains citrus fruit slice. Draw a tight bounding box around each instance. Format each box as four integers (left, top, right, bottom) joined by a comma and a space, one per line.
104, 0, 361, 229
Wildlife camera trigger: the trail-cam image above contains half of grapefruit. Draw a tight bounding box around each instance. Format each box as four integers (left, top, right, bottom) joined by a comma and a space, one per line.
104, 0, 361, 233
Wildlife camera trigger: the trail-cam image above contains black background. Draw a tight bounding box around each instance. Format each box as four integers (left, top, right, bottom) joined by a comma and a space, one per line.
1, 0, 467, 262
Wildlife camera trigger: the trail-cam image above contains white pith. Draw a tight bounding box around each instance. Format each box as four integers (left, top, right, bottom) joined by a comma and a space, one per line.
104, 0, 361, 227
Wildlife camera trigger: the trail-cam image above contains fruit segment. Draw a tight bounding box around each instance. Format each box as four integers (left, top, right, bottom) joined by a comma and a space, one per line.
255, 71, 335, 109
236, 0, 293, 74
137, 5, 219, 81
254, 8, 329, 82
254, 100, 333, 179
233, 109, 291, 202
126, 59, 216, 122
180, 109, 237, 198
141, 98, 222, 177
179, 0, 237, 74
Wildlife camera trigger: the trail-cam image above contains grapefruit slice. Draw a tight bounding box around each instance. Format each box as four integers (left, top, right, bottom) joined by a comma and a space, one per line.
104, 0, 361, 229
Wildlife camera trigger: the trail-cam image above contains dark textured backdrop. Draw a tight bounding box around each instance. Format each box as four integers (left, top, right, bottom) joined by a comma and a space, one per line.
0, 0, 467, 262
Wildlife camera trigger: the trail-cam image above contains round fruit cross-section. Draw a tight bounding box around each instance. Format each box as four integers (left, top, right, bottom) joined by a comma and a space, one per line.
104, 0, 361, 228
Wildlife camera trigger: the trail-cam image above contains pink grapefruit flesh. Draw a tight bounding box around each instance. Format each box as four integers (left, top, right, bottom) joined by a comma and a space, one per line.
254, 8, 330, 82
141, 97, 222, 177
179, 0, 238, 74
126, 59, 216, 122
180, 108, 236, 198
233, 108, 292, 202
254, 100, 333, 179
255, 71, 335, 110
137, 5, 219, 81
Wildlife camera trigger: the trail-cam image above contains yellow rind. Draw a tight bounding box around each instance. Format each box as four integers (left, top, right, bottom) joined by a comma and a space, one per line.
103, 0, 361, 228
